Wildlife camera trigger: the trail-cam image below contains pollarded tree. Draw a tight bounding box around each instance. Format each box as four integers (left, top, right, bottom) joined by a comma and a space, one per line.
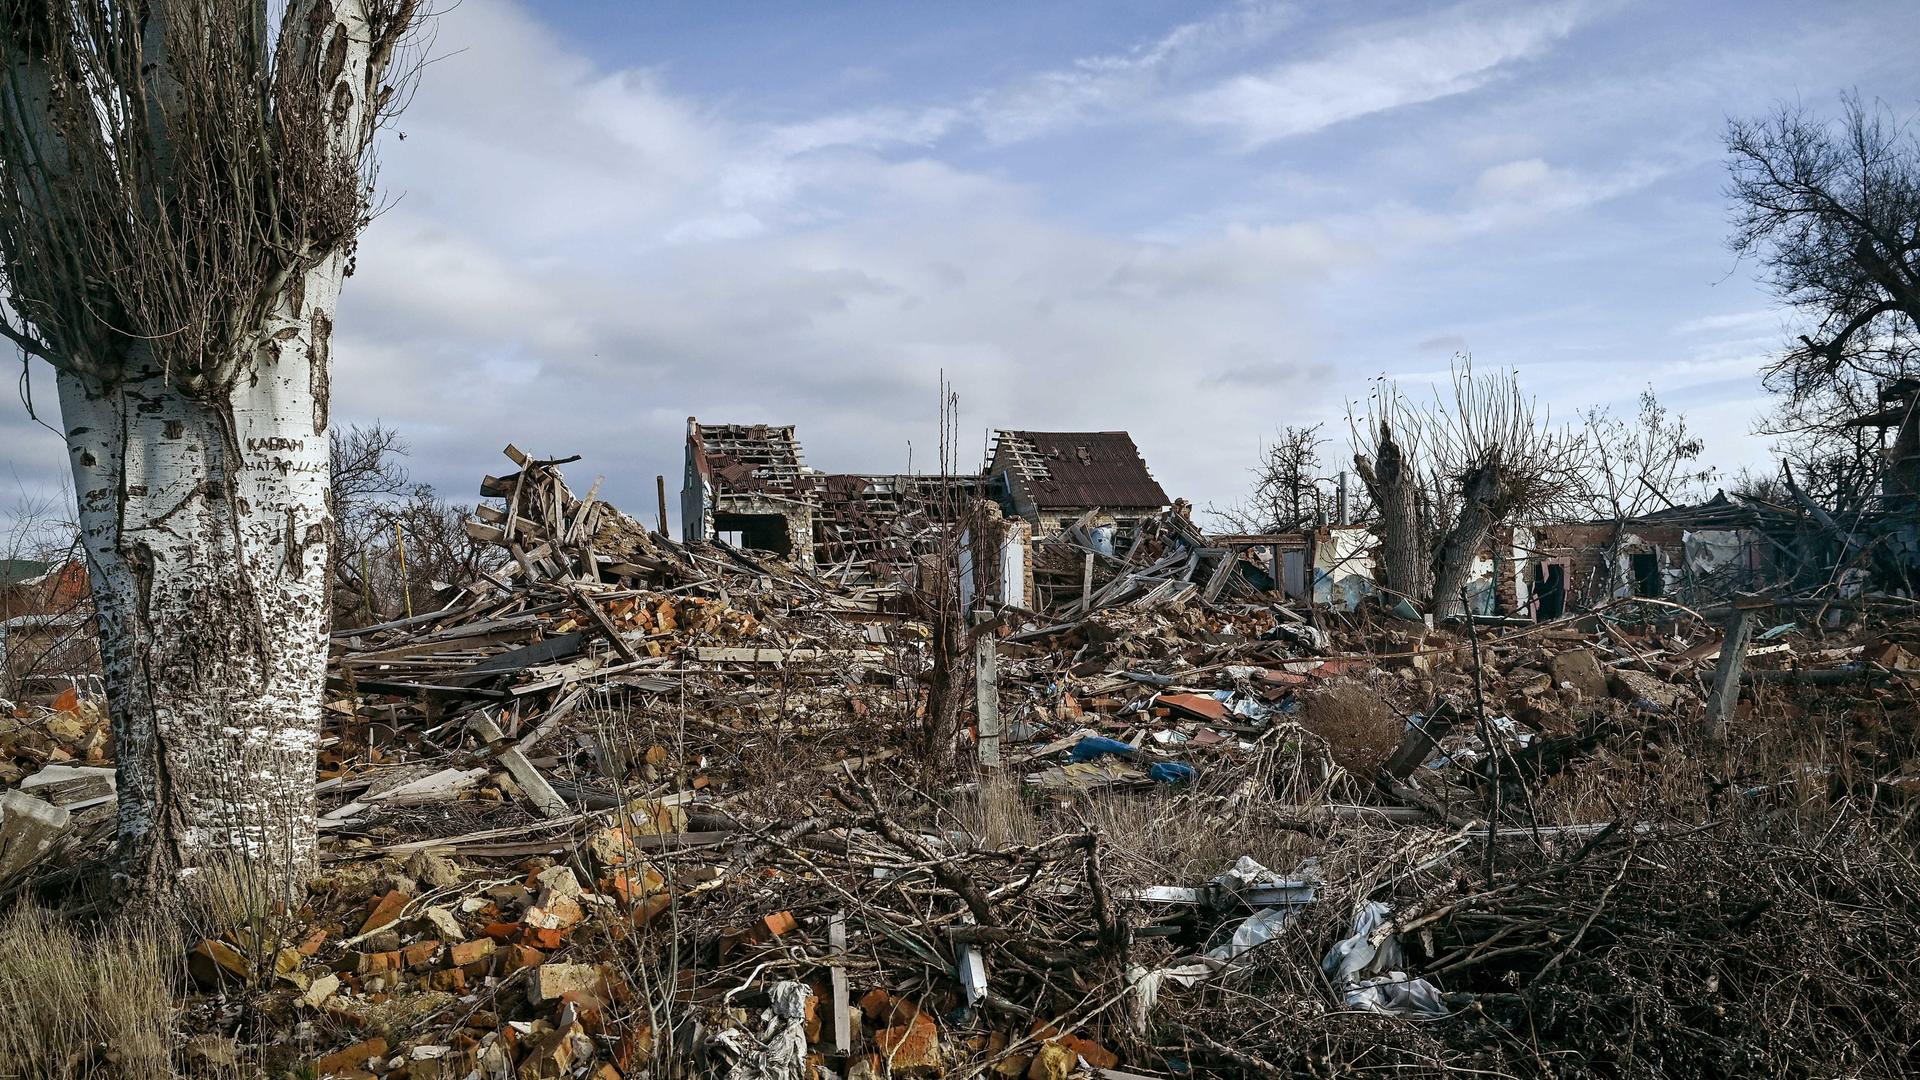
1351, 402, 1429, 607
1354, 363, 1586, 618
0, 1, 422, 896
1422, 365, 1586, 619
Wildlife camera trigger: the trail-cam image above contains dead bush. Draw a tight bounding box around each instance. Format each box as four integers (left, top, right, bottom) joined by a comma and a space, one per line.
1298, 683, 1403, 779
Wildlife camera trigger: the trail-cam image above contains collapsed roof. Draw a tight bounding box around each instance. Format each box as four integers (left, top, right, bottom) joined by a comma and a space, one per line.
989, 430, 1170, 511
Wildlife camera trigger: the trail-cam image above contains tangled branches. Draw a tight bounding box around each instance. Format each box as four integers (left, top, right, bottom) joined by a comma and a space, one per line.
1158, 822, 1920, 1079
0, 0, 426, 393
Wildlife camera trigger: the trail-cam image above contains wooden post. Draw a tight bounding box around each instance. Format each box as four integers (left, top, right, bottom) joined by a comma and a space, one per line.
973, 610, 1001, 768
828, 913, 851, 1055
1703, 596, 1761, 743
1081, 552, 1095, 607
1378, 697, 1462, 785
655, 475, 671, 535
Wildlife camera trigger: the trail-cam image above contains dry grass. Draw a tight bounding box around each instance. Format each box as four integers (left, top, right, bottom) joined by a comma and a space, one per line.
0, 905, 179, 1079
950, 756, 1326, 887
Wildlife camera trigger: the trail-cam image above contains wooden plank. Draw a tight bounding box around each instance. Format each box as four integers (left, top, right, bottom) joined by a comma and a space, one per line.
691, 647, 886, 663
1378, 698, 1461, 784
326, 677, 511, 700
569, 586, 641, 663
419, 833, 732, 858
1703, 603, 1756, 742
469, 714, 571, 818
829, 914, 851, 1055
515, 686, 589, 754
451, 631, 586, 678
568, 476, 605, 545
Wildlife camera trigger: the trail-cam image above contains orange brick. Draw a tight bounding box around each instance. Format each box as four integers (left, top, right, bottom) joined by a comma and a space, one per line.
498, 944, 545, 973
757, 910, 797, 940
522, 926, 566, 951
873, 1014, 939, 1072
862, 990, 923, 1028
359, 890, 410, 935
603, 865, 666, 904
481, 921, 519, 942
630, 893, 672, 928
803, 987, 822, 1043
612, 1024, 653, 1068
1057, 1034, 1118, 1070
313, 1036, 388, 1077
296, 926, 330, 956
188, 938, 249, 986
353, 950, 402, 975
559, 989, 607, 1031
401, 940, 440, 970
448, 938, 495, 967
426, 968, 467, 993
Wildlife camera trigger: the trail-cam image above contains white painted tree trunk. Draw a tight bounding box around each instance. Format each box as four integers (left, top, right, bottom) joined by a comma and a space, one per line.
56, 259, 343, 892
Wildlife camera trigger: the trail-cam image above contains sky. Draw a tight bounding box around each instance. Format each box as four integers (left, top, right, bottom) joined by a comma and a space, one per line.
6, 0, 1920, 531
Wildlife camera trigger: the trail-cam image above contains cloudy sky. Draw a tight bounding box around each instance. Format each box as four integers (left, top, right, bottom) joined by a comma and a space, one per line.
7, 0, 1920, 527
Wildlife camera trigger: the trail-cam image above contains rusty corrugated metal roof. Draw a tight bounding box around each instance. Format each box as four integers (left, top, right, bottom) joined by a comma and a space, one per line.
997, 430, 1168, 510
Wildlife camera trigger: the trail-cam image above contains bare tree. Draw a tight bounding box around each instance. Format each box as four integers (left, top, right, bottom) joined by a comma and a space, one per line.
328, 423, 500, 628
1, 482, 90, 697
1355, 363, 1586, 618
0, 2, 423, 895
1728, 465, 1790, 507
1581, 388, 1715, 520
1577, 388, 1715, 595
1727, 94, 1920, 508
1216, 424, 1329, 534
331, 421, 414, 625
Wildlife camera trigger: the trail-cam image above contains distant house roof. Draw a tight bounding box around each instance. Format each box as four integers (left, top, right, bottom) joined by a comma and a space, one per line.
991, 431, 1169, 510
0, 559, 50, 587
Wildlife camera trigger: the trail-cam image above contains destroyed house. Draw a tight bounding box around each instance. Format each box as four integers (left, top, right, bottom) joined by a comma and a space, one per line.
681, 420, 815, 564
986, 430, 1170, 533
680, 418, 1001, 582
1526, 496, 1782, 615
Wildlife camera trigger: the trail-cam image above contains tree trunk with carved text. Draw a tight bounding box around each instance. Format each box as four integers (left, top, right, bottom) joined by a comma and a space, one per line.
0, 0, 420, 896
57, 282, 337, 888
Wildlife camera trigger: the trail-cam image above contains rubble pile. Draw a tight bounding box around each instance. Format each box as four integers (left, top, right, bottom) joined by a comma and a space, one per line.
2, 447, 1918, 1079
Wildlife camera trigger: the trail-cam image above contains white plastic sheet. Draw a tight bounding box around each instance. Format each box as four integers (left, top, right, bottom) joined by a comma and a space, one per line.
1322, 901, 1449, 1018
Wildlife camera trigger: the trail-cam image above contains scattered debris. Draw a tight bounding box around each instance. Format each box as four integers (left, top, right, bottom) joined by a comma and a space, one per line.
6, 440, 1920, 1078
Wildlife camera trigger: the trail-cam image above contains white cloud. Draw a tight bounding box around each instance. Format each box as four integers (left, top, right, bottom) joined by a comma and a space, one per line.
1177, 1, 1593, 146
973, 0, 1295, 143
325, 0, 1363, 515
1459, 156, 1670, 225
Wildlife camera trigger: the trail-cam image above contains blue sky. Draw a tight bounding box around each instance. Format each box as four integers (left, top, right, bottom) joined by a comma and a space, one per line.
7, 0, 1920, 526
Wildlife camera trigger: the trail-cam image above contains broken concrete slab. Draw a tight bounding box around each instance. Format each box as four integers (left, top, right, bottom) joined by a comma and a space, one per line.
0, 788, 73, 885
